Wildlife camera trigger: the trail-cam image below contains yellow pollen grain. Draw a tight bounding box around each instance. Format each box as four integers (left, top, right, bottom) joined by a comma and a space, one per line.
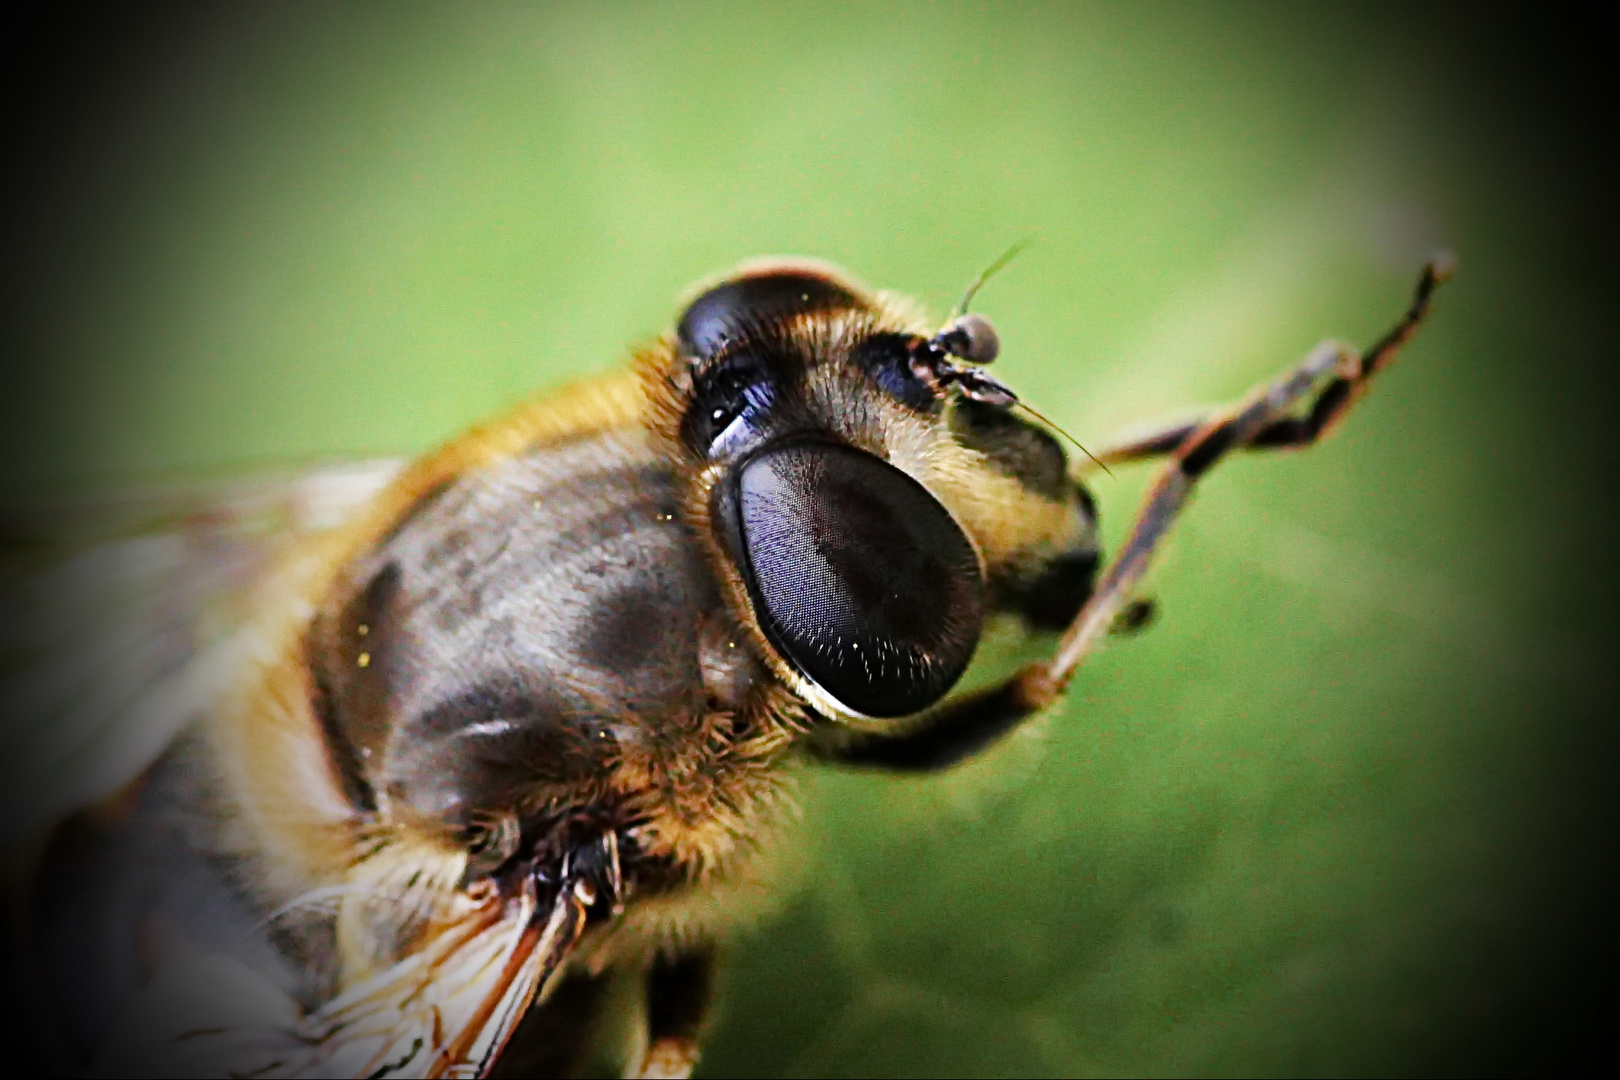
357, 652, 371, 668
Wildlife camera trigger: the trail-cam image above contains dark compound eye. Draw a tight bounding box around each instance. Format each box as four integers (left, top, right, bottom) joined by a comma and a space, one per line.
680, 352, 776, 457
723, 439, 984, 718
677, 269, 863, 360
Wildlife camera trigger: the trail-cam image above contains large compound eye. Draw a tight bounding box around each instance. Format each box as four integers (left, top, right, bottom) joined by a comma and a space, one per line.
678, 269, 862, 360
723, 440, 985, 718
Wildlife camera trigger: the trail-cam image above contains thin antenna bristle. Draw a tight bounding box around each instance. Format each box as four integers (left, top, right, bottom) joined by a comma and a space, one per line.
1013, 400, 1112, 477
953, 237, 1036, 318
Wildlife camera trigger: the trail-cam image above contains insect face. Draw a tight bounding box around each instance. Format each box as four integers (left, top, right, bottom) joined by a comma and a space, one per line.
659, 260, 1101, 724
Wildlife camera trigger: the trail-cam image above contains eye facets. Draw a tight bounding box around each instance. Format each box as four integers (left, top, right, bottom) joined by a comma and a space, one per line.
730, 440, 984, 718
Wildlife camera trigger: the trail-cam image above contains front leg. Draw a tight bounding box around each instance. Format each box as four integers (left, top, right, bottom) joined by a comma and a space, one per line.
632, 948, 714, 1080
821, 258, 1451, 774
1095, 254, 1453, 468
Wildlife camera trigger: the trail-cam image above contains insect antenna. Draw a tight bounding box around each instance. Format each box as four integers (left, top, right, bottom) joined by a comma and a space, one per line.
951, 236, 1035, 319
1013, 399, 1112, 477
945, 238, 1106, 473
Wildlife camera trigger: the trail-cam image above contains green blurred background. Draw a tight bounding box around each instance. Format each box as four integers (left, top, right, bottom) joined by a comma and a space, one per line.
2, 3, 1613, 1075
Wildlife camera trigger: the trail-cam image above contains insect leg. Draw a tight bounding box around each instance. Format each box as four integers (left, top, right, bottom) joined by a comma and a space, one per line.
1035, 258, 1449, 697
824, 259, 1449, 774
633, 949, 714, 1080
1094, 257, 1452, 467
1092, 417, 1205, 467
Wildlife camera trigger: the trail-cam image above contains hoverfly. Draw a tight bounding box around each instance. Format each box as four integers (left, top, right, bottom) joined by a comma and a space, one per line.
1, 255, 1448, 1077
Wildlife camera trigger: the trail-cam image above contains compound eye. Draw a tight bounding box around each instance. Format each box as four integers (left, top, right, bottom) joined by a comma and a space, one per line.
677, 269, 862, 359
728, 440, 984, 718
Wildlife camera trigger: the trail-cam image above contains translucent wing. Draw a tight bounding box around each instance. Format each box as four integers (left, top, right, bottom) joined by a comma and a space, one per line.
89, 865, 593, 1079
276, 872, 590, 1080
6, 460, 614, 1079
0, 460, 404, 849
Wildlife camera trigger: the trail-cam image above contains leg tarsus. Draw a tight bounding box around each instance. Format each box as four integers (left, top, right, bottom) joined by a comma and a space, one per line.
1095, 257, 1452, 466
1048, 259, 1449, 692
1095, 419, 1203, 468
